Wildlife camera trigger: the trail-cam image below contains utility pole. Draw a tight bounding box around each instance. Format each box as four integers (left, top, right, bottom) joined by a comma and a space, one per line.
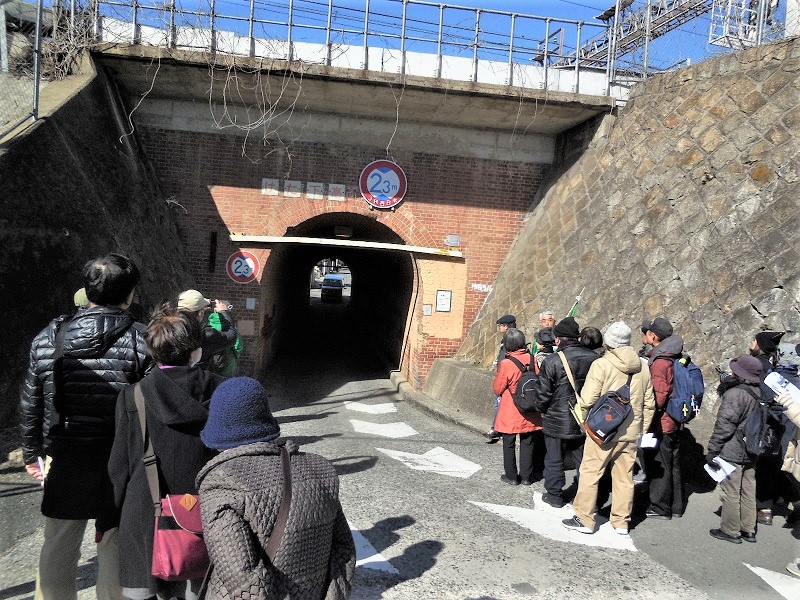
787, 0, 800, 37
0, 1, 8, 73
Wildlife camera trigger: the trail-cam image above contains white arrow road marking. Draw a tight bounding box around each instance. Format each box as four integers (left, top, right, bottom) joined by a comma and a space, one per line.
470, 492, 637, 552
376, 446, 483, 478
349, 419, 418, 438
349, 522, 399, 574
344, 401, 398, 414
744, 563, 800, 600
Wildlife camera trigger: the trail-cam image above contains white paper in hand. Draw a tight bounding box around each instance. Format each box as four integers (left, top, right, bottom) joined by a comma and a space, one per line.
639, 433, 658, 449
764, 371, 800, 403
704, 457, 736, 483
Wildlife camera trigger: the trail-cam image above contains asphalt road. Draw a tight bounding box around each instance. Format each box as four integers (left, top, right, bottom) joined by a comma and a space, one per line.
1, 357, 798, 599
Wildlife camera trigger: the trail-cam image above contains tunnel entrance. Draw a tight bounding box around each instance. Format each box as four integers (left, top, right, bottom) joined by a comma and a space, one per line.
258, 213, 415, 381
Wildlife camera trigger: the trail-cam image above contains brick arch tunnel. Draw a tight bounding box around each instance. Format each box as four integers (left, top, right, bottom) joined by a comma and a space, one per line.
255, 212, 416, 378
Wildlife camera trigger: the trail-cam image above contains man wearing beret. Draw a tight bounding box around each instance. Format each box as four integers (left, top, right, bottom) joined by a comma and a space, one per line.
485, 315, 518, 443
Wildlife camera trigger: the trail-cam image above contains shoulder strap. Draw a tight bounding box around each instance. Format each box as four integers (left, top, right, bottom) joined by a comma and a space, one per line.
506, 355, 528, 374
134, 383, 162, 516
51, 317, 70, 421
557, 351, 577, 392
264, 446, 292, 562
737, 384, 761, 402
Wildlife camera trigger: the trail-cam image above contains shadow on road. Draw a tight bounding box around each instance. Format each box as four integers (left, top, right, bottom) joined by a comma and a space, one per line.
0, 558, 96, 600
329, 455, 379, 476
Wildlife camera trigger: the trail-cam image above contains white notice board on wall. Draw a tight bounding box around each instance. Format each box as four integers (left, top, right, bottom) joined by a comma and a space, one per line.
436, 290, 452, 312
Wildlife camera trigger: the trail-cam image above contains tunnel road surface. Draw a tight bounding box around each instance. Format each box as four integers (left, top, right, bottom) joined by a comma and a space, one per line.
0, 361, 797, 599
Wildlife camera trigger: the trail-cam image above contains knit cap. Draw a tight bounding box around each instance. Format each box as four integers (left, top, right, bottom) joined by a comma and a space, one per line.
553, 316, 580, 339
755, 331, 784, 354
604, 321, 632, 349
201, 377, 280, 450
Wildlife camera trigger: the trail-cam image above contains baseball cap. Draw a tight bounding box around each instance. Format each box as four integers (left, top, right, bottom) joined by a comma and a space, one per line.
641, 317, 673, 341
73, 288, 89, 309
178, 289, 211, 312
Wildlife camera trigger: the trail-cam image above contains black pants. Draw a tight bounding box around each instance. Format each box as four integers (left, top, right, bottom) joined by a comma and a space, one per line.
756, 455, 798, 510
532, 430, 546, 476
543, 434, 584, 498
644, 430, 683, 516
502, 432, 534, 481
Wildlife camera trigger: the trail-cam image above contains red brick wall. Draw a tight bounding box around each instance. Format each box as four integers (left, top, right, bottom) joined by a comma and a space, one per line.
139, 126, 549, 384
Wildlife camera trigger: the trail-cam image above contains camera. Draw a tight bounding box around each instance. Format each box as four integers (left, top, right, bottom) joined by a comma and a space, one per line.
209, 300, 233, 310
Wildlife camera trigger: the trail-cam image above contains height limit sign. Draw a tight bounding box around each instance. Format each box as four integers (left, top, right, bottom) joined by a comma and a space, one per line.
226, 251, 260, 284
359, 160, 407, 210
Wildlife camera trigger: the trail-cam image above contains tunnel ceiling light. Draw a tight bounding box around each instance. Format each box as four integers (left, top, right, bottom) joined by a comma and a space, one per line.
334, 226, 353, 238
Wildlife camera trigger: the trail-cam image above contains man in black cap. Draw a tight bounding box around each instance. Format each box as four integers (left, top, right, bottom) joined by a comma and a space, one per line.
531, 316, 599, 507
494, 314, 517, 367
748, 329, 786, 526
641, 317, 686, 520
485, 314, 518, 443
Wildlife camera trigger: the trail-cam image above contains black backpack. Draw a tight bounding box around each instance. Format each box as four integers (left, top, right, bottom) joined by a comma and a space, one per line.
506, 354, 540, 416
740, 386, 783, 458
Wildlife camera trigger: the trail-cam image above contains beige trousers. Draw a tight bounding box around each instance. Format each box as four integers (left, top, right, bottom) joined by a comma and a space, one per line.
572, 440, 637, 530
35, 518, 122, 600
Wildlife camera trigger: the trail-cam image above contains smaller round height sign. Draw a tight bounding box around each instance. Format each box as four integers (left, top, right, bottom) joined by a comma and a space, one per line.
226, 251, 260, 284
359, 160, 407, 209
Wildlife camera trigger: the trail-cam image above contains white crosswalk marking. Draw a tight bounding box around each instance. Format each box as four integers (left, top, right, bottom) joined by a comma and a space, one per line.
376, 446, 483, 478
344, 401, 398, 414
349, 419, 418, 438
349, 523, 399, 574
470, 492, 638, 552
744, 563, 800, 600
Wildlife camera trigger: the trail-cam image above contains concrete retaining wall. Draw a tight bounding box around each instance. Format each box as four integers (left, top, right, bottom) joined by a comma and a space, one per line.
0, 59, 194, 448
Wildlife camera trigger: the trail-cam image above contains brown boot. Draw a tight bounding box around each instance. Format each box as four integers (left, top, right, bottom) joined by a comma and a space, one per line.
756, 509, 773, 526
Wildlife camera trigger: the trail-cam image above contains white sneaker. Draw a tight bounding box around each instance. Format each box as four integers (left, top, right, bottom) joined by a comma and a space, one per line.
787, 560, 800, 578
614, 527, 629, 536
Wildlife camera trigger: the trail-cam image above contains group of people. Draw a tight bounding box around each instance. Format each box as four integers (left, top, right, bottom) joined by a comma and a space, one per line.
19, 254, 356, 600
488, 310, 800, 575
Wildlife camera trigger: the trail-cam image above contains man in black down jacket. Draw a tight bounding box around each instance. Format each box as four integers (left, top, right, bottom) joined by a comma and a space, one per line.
19, 254, 150, 599
531, 317, 598, 508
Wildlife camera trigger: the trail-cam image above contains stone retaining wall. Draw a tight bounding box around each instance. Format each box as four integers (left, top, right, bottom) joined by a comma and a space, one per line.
456, 38, 800, 412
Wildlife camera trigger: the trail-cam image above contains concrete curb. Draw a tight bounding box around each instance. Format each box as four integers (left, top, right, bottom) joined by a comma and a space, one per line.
389, 371, 487, 436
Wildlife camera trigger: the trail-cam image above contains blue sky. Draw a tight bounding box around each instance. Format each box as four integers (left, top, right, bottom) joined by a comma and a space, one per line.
104, 0, 741, 70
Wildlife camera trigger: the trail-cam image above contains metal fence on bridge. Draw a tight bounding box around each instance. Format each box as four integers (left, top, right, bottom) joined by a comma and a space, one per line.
1, 0, 795, 140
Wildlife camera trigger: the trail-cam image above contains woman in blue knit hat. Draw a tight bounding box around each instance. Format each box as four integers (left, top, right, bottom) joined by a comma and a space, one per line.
197, 377, 356, 598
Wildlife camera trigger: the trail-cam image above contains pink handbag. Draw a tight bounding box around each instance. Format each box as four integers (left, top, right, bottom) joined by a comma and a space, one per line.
134, 385, 211, 581
151, 493, 210, 581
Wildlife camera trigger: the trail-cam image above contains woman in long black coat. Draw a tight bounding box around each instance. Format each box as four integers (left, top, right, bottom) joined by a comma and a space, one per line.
108, 305, 224, 600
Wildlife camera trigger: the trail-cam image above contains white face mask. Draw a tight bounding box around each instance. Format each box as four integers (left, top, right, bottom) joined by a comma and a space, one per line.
189, 348, 203, 367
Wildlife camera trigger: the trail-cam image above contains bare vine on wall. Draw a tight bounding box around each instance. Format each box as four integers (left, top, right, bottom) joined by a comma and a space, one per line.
205, 52, 306, 169
8, 0, 93, 80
